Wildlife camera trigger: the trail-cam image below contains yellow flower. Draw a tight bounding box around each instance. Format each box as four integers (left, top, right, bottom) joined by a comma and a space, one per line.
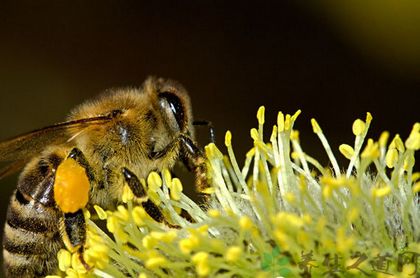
225, 246, 242, 262
55, 107, 417, 278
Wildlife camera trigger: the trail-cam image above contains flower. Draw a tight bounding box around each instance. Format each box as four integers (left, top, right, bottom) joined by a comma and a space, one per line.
58, 107, 419, 277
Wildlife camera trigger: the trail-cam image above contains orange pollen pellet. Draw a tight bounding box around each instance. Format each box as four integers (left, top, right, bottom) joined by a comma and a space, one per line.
54, 158, 90, 213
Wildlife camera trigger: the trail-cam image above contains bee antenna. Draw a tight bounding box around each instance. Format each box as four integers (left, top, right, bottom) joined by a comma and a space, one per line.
193, 120, 215, 143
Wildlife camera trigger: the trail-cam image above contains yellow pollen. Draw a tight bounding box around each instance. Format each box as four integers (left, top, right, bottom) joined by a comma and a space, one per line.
71, 252, 87, 273
170, 178, 183, 200
147, 172, 162, 191
116, 205, 129, 221
106, 216, 118, 233
239, 216, 253, 230
179, 236, 199, 254
246, 148, 255, 158
201, 187, 215, 194
413, 182, 420, 193
94, 205, 107, 220
273, 212, 304, 228
385, 148, 399, 168
208, 209, 220, 218
192, 251, 209, 264
145, 256, 167, 270
225, 246, 242, 262
57, 249, 72, 272
257, 106, 265, 125
205, 143, 224, 160
142, 235, 157, 249
54, 158, 90, 213
379, 131, 390, 148
162, 168, 172, 186
273, 230, 289, 250
65, 269, 79, 278
225, 130, 232, 147
339, 144, 354, 160
372, 185, 391, 198
196, 262, 210, 277
278, 112, 285, 132
87, 244, 108, 259
197, 224, 209, 235
365, 112, 373, 123
122, 184, 135, 203
83, 209, 91, 220
150, 231, 177, 243
290, 130, 300, 141
284, 114, 291, 130
302, 214, 312, 224
270, 126, 278, 141
311, 118, 322, 134
250, 128, 259, 141
361, 139, 379, 159
132, 206, 147, 226
405, 122, 420, 150
147, 190, 161, 206
404, 153, 415, 170
390, 134, 405, 153
412, 172, 420, 182
352, 119, 366, 136
292, 109, 301, 121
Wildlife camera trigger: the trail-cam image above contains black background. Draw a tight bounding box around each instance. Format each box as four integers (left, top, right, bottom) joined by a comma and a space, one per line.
0, 1, 419, 274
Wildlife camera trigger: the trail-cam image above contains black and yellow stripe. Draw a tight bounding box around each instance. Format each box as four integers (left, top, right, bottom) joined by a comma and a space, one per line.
3, 153, 64, 278
3, 189, 63, 277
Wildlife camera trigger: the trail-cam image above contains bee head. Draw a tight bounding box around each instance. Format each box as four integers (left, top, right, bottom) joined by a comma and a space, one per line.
145, 77, 194, 137
67, 77, 195, 164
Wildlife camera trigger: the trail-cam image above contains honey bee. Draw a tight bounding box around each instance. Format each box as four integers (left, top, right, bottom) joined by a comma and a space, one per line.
0, 77, 212, 277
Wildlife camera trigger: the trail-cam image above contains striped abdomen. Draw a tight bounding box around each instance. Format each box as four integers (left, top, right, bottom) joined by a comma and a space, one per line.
3, 153, 64, 277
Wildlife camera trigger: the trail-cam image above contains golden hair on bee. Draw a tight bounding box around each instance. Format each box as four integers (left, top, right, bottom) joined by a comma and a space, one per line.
0, 77, 211, 277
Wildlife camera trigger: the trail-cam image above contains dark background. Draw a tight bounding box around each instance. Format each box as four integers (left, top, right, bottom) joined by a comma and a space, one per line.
0, 1, 419, 274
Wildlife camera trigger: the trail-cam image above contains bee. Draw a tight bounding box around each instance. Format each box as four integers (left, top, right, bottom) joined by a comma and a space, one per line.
0, 77, 212, 277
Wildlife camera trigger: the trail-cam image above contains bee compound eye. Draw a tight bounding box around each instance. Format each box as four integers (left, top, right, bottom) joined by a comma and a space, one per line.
158, 92, 185, 130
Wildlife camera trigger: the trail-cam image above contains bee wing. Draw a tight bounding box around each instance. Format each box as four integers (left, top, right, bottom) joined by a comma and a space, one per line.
0, 115, 112, 163
0, 159, 27, 179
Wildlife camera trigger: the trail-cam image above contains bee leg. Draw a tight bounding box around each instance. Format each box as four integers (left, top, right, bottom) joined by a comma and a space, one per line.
148, 134, 210, 193
142, 199, 181, 228
67, 148, 96, 182
122, 167, 147, 198
193, 120, 216, 143
62, 209, 90, 270
57, 148, 95, 270
179, 134, 210, 194
122, 167, 181, 228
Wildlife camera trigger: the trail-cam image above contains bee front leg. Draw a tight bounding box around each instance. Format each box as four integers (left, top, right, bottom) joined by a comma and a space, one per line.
179, 134, 210, 194
147, 135, 210, 194
122, 167, 147, 198
122, 168, 181, 227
